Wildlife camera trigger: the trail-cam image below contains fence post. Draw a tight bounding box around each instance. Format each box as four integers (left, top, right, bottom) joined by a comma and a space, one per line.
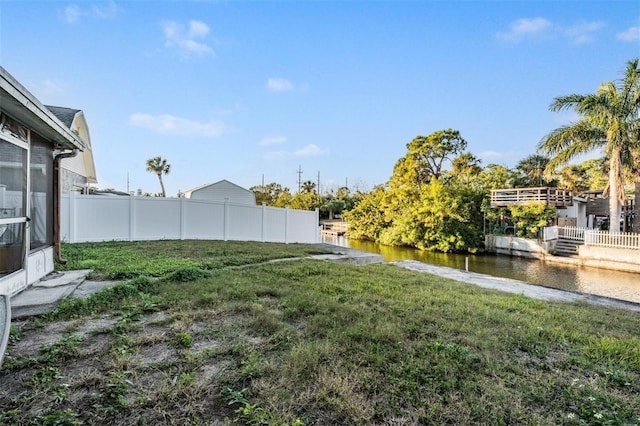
129, 196, 135, 241
223, 199, 229, 241
69, 191, 76, 243
315, 208, 320, 243
261, 203, 266, 242
180, 197, 186, 240
285, 206, 289, 244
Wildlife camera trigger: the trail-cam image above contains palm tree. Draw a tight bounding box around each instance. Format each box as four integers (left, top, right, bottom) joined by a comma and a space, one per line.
539, 58, 640, 233
515, 154, 552, 187
146, 156, 171, 197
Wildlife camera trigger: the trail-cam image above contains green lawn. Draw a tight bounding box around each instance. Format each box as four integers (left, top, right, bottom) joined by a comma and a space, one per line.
1, 240, 639, 425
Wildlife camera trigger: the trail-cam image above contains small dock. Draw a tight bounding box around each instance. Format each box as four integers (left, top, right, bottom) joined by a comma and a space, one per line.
321, 220, 349, 237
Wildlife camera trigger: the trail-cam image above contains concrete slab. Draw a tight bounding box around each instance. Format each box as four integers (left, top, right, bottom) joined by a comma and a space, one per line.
11, 284, 79, 318
10, 270, 93, 319
312, 243, 384, 265
71, 280, 120, 299
34, 269, 92, 288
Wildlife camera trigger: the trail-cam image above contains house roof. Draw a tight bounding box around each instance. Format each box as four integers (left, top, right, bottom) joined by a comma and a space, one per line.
183, 179, 252, 196
0, 67, 85, 150
45, 106, 81, 128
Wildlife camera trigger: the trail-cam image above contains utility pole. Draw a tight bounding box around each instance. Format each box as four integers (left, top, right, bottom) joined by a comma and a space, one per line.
296, 165, 303, 193
317, 171, 320, 195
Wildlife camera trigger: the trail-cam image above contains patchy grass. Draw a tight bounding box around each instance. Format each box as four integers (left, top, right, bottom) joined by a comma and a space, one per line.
1, 240, 639, 425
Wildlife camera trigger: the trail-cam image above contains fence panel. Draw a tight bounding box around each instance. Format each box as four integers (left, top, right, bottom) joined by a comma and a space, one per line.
584, 230, 640, 250
227, 204, 263, 241
134, 197, 182, 240
60, 194, 319, 244
70, 196, 130, 242
558, 226, 586, 241
183, 199, 225, 240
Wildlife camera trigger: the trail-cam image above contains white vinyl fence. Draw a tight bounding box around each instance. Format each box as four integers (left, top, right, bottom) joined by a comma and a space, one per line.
61, 193, 320, 244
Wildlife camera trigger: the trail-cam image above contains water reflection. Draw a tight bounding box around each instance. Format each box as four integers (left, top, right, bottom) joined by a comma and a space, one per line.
326, 236, 640, 304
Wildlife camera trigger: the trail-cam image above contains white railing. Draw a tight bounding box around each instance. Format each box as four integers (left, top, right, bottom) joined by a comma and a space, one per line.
584, 230, 640, 250
61, 193, 320, 244
558, 226, 587, 241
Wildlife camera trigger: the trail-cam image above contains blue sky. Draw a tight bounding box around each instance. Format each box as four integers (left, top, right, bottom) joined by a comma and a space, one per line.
1, 1, 639, 197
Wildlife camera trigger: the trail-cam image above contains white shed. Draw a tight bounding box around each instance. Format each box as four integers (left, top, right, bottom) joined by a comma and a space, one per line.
183, 180, 256, 205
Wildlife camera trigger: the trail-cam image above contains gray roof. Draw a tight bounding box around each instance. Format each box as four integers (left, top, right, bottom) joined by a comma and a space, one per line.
45, 106, 81, 128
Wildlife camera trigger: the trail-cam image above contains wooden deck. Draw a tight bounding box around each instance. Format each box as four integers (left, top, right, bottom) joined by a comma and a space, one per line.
321, 221, 349, 236
490, 187, 573, 207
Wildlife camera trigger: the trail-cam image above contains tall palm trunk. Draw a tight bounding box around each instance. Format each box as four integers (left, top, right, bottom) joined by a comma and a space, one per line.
157, 173, 166, 197
608, 153, 623, 233
634, 178, 640, 233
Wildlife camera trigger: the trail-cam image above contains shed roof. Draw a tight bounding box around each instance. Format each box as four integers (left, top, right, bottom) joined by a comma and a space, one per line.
184, 179, 252, 196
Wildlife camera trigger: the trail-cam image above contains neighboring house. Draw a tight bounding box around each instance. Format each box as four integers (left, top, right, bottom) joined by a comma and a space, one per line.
0, 67, 86, 296
45, 106, 97, 193
556, 196, 588, 228
182, 180, 257, 205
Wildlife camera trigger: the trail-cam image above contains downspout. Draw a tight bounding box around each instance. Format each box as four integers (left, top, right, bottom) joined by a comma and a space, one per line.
53, 150, 78, 264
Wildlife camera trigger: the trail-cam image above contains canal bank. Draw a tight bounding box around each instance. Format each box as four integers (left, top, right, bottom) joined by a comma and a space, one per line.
323, 237, 640, 304
315, 243, 640, 312
485, 234, 640, 274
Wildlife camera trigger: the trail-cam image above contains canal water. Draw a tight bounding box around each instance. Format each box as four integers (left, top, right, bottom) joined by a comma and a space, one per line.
325, 237, 640, 304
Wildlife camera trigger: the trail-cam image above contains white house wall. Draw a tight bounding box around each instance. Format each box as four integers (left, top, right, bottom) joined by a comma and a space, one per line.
188, 180, 256, 205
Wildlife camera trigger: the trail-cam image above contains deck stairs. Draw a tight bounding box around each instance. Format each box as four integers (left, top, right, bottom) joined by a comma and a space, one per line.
555, 237, 583, 256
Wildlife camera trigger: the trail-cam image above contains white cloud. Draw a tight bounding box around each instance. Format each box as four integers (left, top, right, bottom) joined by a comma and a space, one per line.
259, 136, 287, 146
564, 21, 605, 45
495, 18, 552, 42
129, 113, 225, 138
617, 26, 640, 42
267, 78, 294, 92
495, 17, 605, 44
63, 1, 119, 23
162, 20, 213, 57
264, 144, 328, 161
294, 144, 325, 157
64, 5, 82, 23
38, 79, 65, 96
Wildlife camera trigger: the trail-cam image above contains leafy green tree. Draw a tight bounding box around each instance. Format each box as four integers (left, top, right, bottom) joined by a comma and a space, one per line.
250, 182, 291, 206
508, 203, 557, 238
540, 58, 640, 233
450, 152, 482, 185
557, 164, 588, 194
581, 158, 608, 190
477, 164, 516, 190
395, 129, 467, 184
145, 156, 170, 197
289, 191, 322, 211
343, 185, 389, 241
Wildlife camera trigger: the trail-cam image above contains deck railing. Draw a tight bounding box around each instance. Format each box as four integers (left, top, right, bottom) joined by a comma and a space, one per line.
558, 226, 586, 241
490, 187, 573, 207
584, 230, 640, 250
